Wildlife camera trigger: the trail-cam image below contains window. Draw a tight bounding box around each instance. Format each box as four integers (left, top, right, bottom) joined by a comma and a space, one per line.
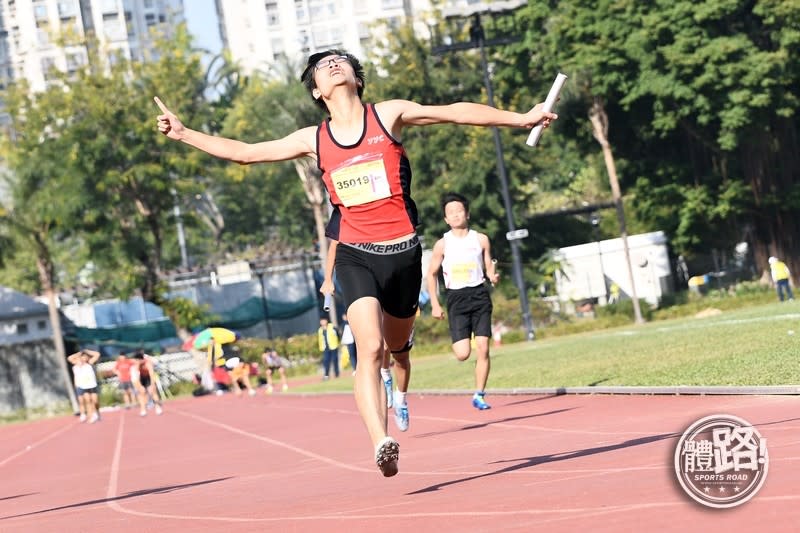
10, 27, 20, 49
33, 2, 48, 22
60, 16, 77, 32
124, 11, 134, 36
298, 29, 310, 53
16, 323, 28, 335
104, 15, 124, 39
37, 320, 47, 330
145, 13, 156, 27
295, 0, 307, 22
265, 1, 279, 26
58, 1, 76, 18
101, 0, 118, 15
66, 52, 82, 73
37, 28, 50, 47
313, 25, 342, 48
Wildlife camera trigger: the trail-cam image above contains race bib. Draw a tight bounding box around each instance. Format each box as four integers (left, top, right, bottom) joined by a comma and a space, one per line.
451, 262, 478, 284
331, 154, 391, 207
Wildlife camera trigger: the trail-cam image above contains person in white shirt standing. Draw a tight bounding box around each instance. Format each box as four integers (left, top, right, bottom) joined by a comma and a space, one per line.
426, 192, 499, 410
67, 349, 102, 423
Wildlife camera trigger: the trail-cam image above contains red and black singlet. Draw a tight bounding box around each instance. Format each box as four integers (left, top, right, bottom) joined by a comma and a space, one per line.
317, 103, 418, 243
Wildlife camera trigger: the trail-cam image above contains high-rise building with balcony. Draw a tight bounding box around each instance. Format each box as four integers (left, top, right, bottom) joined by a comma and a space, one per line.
213, 0, 438, 75
0, 0, 185, 93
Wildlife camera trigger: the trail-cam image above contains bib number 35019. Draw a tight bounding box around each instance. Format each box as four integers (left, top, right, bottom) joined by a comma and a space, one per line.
331, 155, 391, 207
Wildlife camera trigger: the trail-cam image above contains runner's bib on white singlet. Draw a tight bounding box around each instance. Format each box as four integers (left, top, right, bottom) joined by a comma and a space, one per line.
441, 230, 485, 290
330, 153, 391, 207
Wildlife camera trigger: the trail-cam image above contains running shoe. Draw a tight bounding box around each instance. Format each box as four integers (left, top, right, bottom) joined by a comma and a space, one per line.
282, 384, 289, 392
374, 436, 400, 477
155, 405, 164, 415
384, 375, 394, 408
472, 393, 491, 410
89, 413, 99, 424
266, 384, 274, 394
79, 413, 87, 423
394, 403, 409, 432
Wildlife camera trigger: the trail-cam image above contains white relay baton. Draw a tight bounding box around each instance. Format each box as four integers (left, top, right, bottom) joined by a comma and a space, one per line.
323, 293, 333, 313
526, 72, 568, 147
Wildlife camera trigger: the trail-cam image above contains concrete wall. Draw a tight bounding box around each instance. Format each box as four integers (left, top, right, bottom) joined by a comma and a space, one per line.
0, 314, 53, 344
0, 340, 70, 414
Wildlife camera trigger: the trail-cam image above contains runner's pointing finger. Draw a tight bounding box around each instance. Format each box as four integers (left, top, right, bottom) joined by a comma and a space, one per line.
153, 96, 170, 115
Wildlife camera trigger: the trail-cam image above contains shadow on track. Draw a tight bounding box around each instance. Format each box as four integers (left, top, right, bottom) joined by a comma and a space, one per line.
0, 478, 232, 520
408, 432, 679, 495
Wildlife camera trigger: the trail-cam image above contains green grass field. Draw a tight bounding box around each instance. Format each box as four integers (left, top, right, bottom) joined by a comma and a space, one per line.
293, 300, 800, 392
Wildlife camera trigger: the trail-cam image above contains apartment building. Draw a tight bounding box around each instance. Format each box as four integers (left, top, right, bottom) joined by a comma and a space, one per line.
212, 0, 430, 74
0, 0, 185, 93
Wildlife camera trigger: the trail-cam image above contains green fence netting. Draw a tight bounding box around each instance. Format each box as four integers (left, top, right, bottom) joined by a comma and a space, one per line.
211, 294, 317, 330
64, 294, 318, 348
69, 320, 177, 343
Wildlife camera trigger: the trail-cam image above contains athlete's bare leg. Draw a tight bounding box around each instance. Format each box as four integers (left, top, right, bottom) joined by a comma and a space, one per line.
348, 297, 390, 446
473, 335, 491, 392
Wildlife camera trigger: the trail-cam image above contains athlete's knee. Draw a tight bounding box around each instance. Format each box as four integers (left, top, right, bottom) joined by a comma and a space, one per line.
358, 337, 385, 360
452, 346, 471, 361
391, 351, 410, 367
389, 338, 414, 355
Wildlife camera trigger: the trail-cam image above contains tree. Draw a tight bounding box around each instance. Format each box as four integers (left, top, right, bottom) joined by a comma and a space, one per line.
57, 26, 216, 301
0, 79, 85, 412
511, 0, 800, 283
199, 55, 326, 254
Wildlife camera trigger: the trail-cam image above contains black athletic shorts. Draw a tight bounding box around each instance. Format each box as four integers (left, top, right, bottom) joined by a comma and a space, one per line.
336, 236, 422, 318
445, 284, 493, 342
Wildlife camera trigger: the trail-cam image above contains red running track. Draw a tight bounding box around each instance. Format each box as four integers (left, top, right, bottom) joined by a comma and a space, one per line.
0, 392, 798, 532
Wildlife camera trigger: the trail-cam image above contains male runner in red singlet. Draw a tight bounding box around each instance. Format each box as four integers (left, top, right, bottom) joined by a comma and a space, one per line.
155, 50, 556, 477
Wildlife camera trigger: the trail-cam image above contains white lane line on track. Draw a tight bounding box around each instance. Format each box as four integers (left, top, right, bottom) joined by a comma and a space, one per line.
105, 414, 126, 511
101, 409, 800, 524
165, 408, 678, 478
172, 408, 375, 474
96, 496, 800, 524
0, 421, 76, 468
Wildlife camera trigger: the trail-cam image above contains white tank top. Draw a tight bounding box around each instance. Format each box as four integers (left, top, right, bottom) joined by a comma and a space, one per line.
73, 363, 98, 389
441, 229, 485, 290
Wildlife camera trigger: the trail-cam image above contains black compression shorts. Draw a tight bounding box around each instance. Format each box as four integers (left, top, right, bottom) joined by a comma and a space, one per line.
336, 236, 422, 318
